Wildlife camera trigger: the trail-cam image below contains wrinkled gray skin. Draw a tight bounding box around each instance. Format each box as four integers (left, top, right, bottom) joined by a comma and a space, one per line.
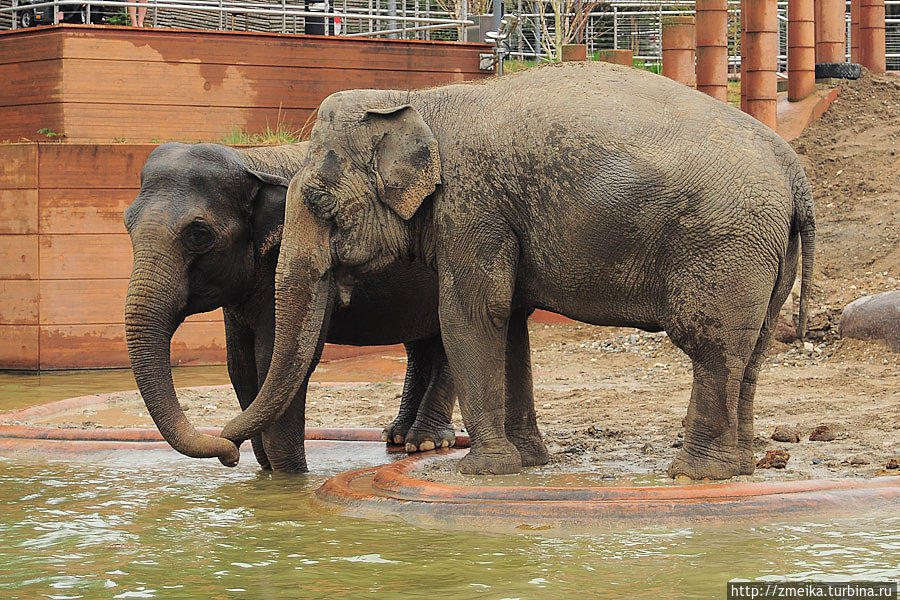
123, 142, 456, 472
216, 62, 816, 479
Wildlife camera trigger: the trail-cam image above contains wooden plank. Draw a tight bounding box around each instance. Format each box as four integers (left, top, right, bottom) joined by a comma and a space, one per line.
0, 27, 65, 66
38, 144, 155, 189
0, 235, 39, 279
0, 325, 39, 370
59, 60, 473, 108
38, 279, 224, 325
60, 104, 315, 143
0, 143, 38, 188
0, 61, 63, 107
38, 321, 226, 369
0, 280, 39, 325
0, 189, 38, 234
61, 27, 489, 72
39, 188, 136, 234
0, 105, 65, 144
39, 233, 132, 280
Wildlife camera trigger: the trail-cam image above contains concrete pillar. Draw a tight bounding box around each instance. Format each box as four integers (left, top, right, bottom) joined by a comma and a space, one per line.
696, 0, 728, 101
561, 44, 588, 61
859, 0, 886, 72
815, 0, 847, 63
788, 0, 816, 101
661, 16, 696, 87
744, 0, 778, 128
850, 0, 861, 62
594, 49, 633, 66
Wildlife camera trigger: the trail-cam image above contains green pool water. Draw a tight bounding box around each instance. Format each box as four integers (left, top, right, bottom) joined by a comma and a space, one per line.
1, 369, 898, 599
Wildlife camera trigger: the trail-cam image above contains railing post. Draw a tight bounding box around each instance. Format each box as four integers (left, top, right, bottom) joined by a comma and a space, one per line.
54, 0, 60, 24
11, 0, 18, 30
788, 0, 816, 101
859, 0, 886, 72
460, 0, 468, 41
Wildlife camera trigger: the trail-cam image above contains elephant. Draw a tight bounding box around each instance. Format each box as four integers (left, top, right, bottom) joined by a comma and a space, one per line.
123, 142, 457, 472
210, 61, 816, 480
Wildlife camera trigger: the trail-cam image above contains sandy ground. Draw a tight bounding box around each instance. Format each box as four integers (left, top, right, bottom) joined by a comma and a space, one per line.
10, 71, 900, 483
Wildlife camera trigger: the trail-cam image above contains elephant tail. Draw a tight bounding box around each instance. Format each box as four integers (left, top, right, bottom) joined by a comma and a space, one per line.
793, 172, 816, 340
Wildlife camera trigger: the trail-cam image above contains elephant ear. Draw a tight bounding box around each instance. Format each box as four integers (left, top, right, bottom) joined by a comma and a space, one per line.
365, 105, 442, 220
247, 170, 289, 257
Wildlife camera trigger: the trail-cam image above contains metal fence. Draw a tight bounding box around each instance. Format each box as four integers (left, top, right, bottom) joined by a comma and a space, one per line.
1, 0, 898, 69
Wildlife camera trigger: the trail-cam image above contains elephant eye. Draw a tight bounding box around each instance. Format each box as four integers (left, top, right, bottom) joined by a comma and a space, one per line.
305, 187, 336, 219
182, 221, 216, 252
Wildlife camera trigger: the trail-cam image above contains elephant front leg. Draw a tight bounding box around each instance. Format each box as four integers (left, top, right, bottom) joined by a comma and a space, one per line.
382, 339, 433, 445
404, 340, 457, 452
260, 379, 309, 473
438, 241, 522, 475
504, 308, 548, 467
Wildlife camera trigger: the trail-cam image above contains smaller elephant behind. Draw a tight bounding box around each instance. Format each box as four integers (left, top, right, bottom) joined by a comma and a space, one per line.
124, 142, 456, 471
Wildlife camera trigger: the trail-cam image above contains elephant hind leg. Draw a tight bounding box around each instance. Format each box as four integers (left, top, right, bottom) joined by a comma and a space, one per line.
738, 237, 801, 474
666, 305, 767, 480
404, 341, 457, 453
382, 339, 435, 445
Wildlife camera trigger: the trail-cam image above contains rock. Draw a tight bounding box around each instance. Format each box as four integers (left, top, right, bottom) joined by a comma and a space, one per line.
641, 443, 654, 455
809, 425, 837, 441
757, 449, 790, 469
839, 290, 900, 351
886, 458, 900, 470
811, 457, 823, 465
772, 425, 801, 443
849, 455, 871, 465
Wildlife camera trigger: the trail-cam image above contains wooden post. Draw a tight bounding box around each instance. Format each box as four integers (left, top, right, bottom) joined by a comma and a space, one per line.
662, 16, 696, 87
859, 0, 886, 72
744, 0, 778, 128
788, 0, 816, 101
696, 0, 728, 101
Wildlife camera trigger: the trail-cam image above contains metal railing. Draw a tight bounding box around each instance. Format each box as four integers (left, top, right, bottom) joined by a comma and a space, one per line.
0, 0, 473, 39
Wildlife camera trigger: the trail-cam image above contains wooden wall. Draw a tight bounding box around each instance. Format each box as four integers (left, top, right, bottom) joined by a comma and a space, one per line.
0, 143, 230, 370
0, 25, 491, 143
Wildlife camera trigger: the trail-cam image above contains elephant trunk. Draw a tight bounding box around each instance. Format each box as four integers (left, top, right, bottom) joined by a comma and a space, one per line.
125, 246, 241, 464
218, 203, 334, 467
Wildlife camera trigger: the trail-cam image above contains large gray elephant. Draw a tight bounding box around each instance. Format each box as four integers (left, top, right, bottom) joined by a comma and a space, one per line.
123, 142, 457, 472
213, 62, 816, 480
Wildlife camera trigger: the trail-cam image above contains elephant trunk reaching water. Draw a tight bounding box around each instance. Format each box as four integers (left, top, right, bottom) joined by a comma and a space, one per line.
219, 184, 335, 468
125, 238, 242, 464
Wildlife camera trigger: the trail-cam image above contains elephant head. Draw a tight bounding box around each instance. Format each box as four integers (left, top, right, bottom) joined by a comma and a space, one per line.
124, 142, 295, 463
217, 91, 442, 463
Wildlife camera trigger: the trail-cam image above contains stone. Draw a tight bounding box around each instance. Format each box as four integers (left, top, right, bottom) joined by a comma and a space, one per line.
848, 455, 871, 466
886, 458, 900, 470
839, 290, 900, 351
772, 425, 801, 443
757, 449, 790, 469
809, 425, 837, 441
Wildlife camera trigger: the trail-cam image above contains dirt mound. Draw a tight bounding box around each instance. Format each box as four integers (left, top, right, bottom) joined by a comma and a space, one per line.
790, 70, 900, 332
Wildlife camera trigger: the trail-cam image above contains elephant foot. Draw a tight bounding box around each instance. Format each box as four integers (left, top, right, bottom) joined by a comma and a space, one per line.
404, 423, 456, 453
458, 442, 522, 475
739, 444, 756, 476
382, 418, 414, 446
507, 432, 549, 467
667, 445, 742, 480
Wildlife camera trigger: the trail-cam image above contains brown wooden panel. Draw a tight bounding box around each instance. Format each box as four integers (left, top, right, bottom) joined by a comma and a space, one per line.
0, 280, 39, 325
39, 233, 132, 280
38, 321, 226, 369
39, 188, 136, 234
0, 27, 66, 66
38, 144, 155, 189
0, 235, 38, 279
39, 278, 224, 325
59, 104, 314, 143
61, 27, 488, 72
0, 61, 63, 107
0, 189, 38, 234
0, 144, 38, 188
0, 105, 65, 144
0, 325, 40, 370
59, 59, 471, 108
